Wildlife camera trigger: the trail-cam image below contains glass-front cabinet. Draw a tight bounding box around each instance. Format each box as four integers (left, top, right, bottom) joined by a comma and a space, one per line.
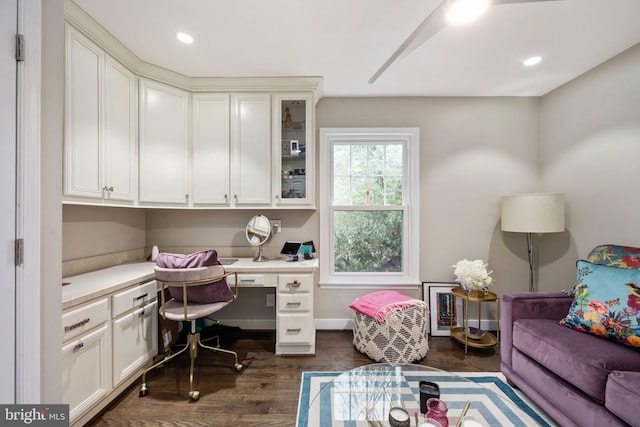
273, 93, 315, 207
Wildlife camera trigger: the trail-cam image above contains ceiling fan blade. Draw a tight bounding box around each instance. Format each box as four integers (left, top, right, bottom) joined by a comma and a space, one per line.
369, 0, 447, 84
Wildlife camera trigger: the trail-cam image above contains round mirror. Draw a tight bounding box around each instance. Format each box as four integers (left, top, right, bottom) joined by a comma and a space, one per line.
246, 214, 273, 262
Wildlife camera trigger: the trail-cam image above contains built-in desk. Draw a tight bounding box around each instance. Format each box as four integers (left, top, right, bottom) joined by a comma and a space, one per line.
61, 257, 317, 426
63, 257, 318, 355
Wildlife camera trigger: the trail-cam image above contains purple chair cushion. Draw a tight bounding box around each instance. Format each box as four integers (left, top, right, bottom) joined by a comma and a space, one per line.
512, 318, 640, 402
605, 371, 640, 425
155, 250, 235, 303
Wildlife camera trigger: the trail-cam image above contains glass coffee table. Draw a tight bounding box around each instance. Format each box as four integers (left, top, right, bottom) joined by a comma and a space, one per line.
303, 363, 554, 427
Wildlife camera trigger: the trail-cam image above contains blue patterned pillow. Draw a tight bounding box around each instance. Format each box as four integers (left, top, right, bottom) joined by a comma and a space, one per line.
559, 260, 640, 350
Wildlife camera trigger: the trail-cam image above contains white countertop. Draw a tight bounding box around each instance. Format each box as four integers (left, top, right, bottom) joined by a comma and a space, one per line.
62, 257, 319, 310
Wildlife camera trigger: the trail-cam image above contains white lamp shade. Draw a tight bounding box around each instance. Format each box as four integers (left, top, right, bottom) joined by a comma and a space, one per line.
501, 193, 565, 233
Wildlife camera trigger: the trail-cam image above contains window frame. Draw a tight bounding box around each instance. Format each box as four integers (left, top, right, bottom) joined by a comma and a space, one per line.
319, 128, 420, 288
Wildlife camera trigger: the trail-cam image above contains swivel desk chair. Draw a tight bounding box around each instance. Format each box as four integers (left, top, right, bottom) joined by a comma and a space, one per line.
139, 264, 243, 401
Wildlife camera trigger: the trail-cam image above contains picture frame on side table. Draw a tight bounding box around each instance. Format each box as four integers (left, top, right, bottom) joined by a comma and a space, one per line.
423, 282, 463, 336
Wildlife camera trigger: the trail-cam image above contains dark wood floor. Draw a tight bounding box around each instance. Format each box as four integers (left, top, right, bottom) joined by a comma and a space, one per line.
88, 329, 500, 426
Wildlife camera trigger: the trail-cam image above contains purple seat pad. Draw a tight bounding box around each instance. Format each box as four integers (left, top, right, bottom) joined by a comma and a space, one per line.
605, 371, 640, 425
512, 319, 640, 402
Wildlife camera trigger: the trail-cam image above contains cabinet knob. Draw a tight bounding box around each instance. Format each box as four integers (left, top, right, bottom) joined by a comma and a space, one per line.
290, 280, 301, 288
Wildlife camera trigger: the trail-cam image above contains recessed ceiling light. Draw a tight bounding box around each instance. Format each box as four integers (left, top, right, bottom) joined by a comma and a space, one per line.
445, 0, 490, 25
176, 32, 194, 44
523, 56, 542, 67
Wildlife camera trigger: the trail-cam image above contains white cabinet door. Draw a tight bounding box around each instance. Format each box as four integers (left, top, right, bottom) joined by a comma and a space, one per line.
112, 300, 158, 386
64, 25, 136, 203
192, 94, 230, 205
62, 323, 111, 425
64, 25, 102, 199
273, 93, 315, 207
139, 79, 190, 204
231, 94, 271, 206
103, 56, 136, 202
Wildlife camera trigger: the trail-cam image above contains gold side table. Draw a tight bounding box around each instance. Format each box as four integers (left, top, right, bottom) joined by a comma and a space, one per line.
449, 287, 499, 353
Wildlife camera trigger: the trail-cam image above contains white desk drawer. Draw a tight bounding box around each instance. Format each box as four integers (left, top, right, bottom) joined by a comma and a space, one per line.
62, 298, 109, 343
112, 280, 157, 318
228, 273, 277, 287
278, 293, 311, 312
277, 273, 313, 293
278, 313, 312, 344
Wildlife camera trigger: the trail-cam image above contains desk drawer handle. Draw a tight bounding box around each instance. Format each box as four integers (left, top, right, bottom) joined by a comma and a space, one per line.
286, 301, 301, 308
64, 318, 90, 332
286, 328, 301, 333
73, 342, 84, 352
288, 280, 301, 288
135, 293, 148, 301
240, 278, 256, 284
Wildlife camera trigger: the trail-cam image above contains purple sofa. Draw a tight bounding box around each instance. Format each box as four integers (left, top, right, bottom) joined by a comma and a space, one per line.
501, 244, 640, 426
501, 292, 640, 426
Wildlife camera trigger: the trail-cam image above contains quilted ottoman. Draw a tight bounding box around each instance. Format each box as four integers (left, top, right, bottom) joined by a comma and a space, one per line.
351, 291, 429, 363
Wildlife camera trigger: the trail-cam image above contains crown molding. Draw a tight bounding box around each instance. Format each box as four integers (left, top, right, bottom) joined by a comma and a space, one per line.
64, 0, 323, 97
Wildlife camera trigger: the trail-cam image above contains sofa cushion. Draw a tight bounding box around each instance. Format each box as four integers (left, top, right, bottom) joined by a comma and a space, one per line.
588, 244, 640, 268
155, 250, 235, 303
605, 371, 640, 425
559, 260, 640, 350
512, 318, 640, 402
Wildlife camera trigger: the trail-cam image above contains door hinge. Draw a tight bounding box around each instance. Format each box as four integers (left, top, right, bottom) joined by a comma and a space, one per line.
15, 239, 24, 266
15, 34, 24, 62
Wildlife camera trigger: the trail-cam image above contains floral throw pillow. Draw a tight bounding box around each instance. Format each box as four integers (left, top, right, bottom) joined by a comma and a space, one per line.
559, 260, 640, 350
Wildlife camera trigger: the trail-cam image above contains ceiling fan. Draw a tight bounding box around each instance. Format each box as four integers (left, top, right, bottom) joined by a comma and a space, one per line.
369, 0, 563, 84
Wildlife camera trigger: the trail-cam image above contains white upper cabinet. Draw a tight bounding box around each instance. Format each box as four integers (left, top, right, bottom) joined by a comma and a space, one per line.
192, 94, 231, 206
104, 57, 136, 201
138, 79, 190, 205
64, 25, 136, 203
231, 94, 272, 206
273, 93, 315, 207
63, 13, 321, 209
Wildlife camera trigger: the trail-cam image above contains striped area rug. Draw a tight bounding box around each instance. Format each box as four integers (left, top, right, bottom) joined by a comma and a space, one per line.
297, 370, 557, 427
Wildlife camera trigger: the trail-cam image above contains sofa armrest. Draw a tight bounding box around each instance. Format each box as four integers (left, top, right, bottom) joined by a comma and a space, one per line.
500, 292, 574, 373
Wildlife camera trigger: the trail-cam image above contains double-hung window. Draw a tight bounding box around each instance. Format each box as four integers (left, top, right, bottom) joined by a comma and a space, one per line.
319, 128, 420, 287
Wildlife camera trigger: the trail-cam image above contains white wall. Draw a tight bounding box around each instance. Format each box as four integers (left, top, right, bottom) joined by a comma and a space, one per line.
41, 0, 64, 403
539, 42, 640, 288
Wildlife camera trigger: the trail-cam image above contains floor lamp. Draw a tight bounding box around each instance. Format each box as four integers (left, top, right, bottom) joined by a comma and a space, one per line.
501, 193, 565, 292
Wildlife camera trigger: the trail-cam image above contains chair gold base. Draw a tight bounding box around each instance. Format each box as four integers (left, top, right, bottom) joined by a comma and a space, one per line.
139, 330, 243, 401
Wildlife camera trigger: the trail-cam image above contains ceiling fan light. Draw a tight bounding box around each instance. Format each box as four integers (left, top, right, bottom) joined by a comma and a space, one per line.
523, 56, 542, 66
176, 32, 194, 44
445, 0, 490, 25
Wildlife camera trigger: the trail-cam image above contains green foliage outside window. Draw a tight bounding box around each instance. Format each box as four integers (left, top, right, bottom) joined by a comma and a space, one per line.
333, 210, 403, 272
331, 142, 404, 273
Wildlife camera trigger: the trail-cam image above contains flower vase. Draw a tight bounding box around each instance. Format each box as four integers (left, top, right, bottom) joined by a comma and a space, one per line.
425, 398, 449, 427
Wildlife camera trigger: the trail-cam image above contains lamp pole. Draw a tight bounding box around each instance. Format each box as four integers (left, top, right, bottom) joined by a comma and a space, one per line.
526, 232, 535, 292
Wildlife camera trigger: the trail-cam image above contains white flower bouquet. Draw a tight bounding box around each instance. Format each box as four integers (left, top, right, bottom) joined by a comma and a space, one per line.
452, 259, 493, 292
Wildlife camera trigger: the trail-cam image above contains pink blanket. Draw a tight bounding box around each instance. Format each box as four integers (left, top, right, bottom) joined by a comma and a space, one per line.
349, 290, 417, 323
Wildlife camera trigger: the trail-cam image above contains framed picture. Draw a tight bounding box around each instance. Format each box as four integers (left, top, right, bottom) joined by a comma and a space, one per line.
423, 282, 463, 336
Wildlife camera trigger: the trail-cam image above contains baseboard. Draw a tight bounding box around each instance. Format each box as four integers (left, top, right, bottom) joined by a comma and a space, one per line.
315, 319, 353, 330
214, 318, 499, 332
313, 318, 499, 331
